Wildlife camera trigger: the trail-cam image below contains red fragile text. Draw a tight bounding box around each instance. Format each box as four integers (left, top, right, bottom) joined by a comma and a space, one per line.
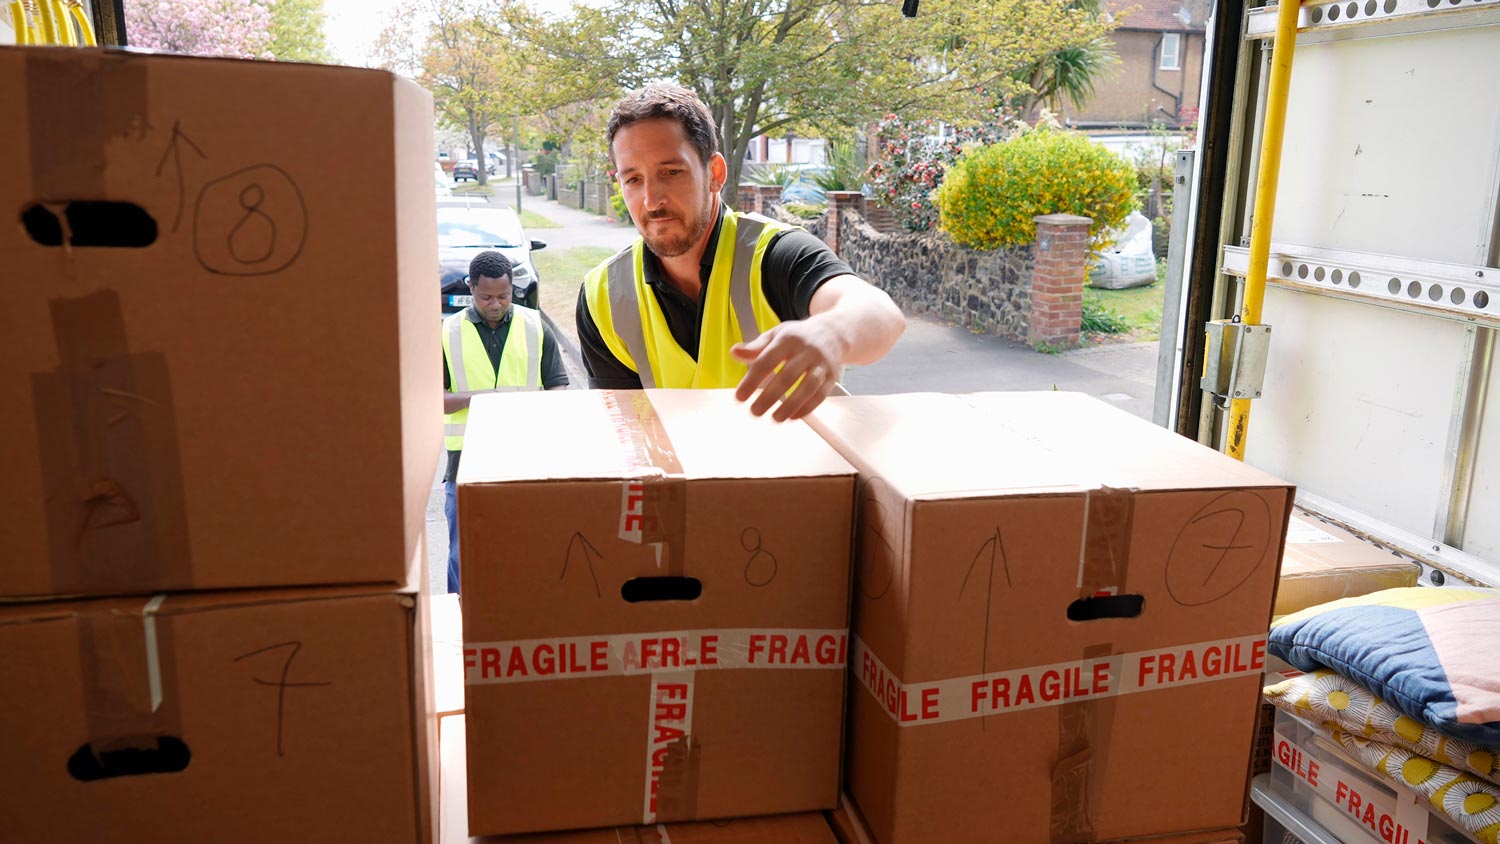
860, 650, 939, 722
1134, 639, 1265, 688
971, 661, 1113, 714
646, 680, 692, 817
747, 633, 847, 667
1334, 781, 1426, 844
1275, 738, 1320, 787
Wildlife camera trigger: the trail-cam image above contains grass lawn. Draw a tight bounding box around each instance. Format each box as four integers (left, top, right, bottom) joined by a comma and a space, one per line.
1083, 261, 1168, 342
518, 208, 560, 229
533, 246, 616, 345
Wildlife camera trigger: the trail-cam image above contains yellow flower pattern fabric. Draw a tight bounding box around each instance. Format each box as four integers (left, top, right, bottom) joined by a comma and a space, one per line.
1328, 726, 1500, 843
1268, 669, 1500, 785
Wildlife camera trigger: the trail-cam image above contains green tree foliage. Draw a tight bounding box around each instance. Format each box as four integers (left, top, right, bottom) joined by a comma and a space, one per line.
521, 0, 1114, 202
935, 127, 1137, 250
269, 0, 332, 63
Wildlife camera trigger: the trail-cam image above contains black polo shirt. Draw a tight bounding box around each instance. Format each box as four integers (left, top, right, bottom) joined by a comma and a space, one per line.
575, 205, 853, 388
444, 305, 569, 481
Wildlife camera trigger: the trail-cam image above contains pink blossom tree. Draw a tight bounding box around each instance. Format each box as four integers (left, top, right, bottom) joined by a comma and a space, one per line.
125, 0, 275, 59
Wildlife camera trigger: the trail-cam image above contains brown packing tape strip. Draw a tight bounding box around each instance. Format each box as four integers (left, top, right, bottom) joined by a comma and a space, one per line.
611, 392, 688, 578
1049, 642, 1119, 844
34, 291, 192, 594
1078, 486, 1135, 597
28, 48, 149, 199
653, 735, 703, 824
76, 595, 182, 753
1052, 487, 1135, 843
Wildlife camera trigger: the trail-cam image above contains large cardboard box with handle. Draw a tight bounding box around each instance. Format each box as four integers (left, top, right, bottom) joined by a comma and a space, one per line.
808, 392, 1295, 844
441, 714, 840, 844
457, 389, 856, 836
0, 47, 439, 599
0, 540, 438, 843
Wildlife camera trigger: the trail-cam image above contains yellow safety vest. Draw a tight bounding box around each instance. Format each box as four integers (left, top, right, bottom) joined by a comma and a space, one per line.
583, 210, 790, 388
442, 305, 543, 451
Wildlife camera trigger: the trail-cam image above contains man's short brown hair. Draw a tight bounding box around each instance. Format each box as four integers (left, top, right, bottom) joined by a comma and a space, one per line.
607, 83, 719, 167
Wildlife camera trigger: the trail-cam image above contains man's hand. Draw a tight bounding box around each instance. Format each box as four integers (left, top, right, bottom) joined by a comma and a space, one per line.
732, 318, 848, 421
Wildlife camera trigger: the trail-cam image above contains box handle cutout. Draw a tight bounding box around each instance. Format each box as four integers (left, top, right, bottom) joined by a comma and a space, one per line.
621, 576, 702, 603
67, 737, 190, 781
23, 202, 158, 248
1067, 594, 1145, 621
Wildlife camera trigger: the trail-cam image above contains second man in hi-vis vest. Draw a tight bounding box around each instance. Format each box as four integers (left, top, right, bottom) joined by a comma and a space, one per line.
443, 251, 569, 594
577, 84, 905, 421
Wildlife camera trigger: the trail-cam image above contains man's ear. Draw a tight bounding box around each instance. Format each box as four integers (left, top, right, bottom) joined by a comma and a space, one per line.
709, 153, 728, 192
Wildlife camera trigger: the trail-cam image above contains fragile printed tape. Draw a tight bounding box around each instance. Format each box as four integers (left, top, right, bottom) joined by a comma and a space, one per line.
463, 627, 849, 685
1272, 729, 1438, 844
854, 633, 1266, 727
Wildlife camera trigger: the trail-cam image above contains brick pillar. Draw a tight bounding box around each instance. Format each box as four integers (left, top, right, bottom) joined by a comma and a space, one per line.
1028, 214, 1092, 349
737, 183, 758, 213
825, 191, 864, 257
755, 184, 782, 212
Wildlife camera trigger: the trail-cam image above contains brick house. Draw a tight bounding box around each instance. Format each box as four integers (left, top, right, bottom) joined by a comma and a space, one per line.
1062, 0, 1209, 129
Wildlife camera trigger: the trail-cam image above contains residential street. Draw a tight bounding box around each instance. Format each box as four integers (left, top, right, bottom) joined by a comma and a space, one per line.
427, 179, 1159, 593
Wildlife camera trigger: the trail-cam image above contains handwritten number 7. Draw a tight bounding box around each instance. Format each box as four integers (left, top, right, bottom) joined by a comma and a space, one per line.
233, 641, 332, 757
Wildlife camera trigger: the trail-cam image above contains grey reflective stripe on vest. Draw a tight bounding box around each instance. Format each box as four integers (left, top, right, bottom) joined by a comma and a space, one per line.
728, 215, 768, 345
446, 316, 469, 392
445, 423, 465, 436
606, 255, 656, 388
521, 308, 542, 389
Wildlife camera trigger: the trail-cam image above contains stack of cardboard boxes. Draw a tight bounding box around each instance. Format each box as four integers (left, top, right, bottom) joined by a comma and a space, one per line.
1, 48, 443, 842
440, 389, 1298, 843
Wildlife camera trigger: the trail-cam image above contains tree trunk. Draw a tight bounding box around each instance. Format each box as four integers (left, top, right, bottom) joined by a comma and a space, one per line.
468, 114, 488, 187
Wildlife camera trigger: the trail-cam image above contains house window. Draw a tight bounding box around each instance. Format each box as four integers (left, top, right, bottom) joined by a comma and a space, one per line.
1160, 33, 1182, 71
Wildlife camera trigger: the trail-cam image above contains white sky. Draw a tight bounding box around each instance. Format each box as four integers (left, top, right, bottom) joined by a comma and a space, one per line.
323, 0, 585, 67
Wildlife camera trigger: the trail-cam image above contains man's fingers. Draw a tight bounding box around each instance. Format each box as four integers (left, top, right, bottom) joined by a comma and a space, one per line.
729, 329, 776, 362
735, 333, 790, 402
773, 366, 834, 422
750, 352, 820, 417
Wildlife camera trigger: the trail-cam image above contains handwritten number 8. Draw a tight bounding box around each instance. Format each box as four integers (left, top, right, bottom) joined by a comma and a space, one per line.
741, 527, 778, 587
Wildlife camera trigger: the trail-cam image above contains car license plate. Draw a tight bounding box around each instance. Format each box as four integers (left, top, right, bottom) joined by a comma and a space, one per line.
448, 295, 472, 307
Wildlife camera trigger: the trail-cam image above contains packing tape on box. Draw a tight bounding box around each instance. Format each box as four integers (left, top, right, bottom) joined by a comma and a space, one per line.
465, 626, 848, 824
1050, 641, 1116, 844
851, 633, 1266, 726
604, 392, 688, 578
1052, 487, 1136, 842
27, 49, 149, 199
34, 291, 193, 594
74, 594, 183, 762
463, 627, 849, 684
1077, 486, 1135, 597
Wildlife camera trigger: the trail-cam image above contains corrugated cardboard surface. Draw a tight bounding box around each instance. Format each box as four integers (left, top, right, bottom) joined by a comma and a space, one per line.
458, 390, 856, 836
0, 577, 436, 842
828, 793, 1244, 844
1274, 508, 1419, 617
441, 714, 838, 843
0, 47, 439, 599
808, 392, 1294, 844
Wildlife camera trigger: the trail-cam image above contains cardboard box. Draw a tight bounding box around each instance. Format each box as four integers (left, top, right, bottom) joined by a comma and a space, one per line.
828, 792, 1244, 844
1274, 508, 1419, 617
0, 47, 440, 599
440, 713, 839, 843
807, 392, 1295, 844
457, 389, 856, 835
0, 547, 438, 843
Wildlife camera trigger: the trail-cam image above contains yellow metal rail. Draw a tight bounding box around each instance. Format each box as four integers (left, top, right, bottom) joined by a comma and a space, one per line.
1227, 0, 1302, 461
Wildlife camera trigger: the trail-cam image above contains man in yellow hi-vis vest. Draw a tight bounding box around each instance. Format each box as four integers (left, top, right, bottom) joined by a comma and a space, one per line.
577, 84, 904, 421
443, 251, 568, 593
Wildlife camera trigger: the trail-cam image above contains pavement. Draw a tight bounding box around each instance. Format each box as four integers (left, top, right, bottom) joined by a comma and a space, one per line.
426, 180, 1160, 594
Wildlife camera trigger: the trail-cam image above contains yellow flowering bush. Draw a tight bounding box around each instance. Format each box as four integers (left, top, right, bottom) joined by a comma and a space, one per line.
935, 128, 1138, 250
